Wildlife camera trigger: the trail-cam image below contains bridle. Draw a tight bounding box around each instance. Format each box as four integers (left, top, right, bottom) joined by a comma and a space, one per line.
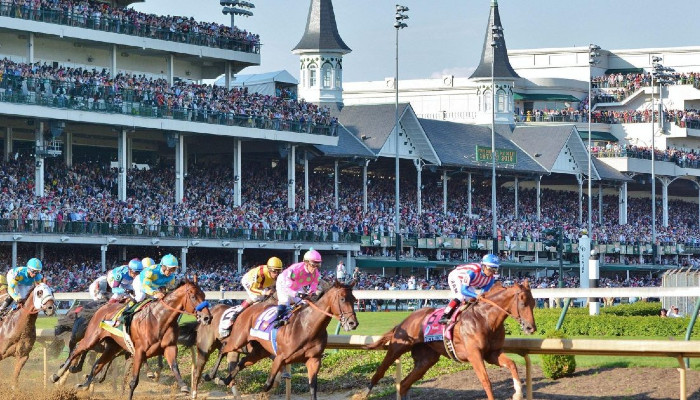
305, 289, 355, 327
477, 287, 528, 327
157, 284, 209, 317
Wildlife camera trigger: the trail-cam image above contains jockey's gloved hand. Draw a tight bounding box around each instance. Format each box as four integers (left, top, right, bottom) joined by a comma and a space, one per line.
262, 287, 273, 296
298, 292, 309, 300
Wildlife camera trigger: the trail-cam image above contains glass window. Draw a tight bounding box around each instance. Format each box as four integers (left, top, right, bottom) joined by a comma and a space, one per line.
309, 69, 317, 87
322, 67, 332, 88
335, 68, 342, 88
497, 89, 506, 112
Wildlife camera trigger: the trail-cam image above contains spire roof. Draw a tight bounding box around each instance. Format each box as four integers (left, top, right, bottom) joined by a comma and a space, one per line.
293, 0, 351, 54
469, 0, 519, 79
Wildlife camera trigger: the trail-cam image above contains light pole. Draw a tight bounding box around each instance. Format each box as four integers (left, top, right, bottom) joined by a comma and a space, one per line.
587, 44, 600, 236
221, 0, 254, 30
394, 5, 408, 261
650, 58, 675, 264
490, 23, 503, 256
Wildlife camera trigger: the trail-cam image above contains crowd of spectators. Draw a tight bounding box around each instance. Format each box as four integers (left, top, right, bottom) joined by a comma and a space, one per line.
0, 0, 260, 53
591, 143, 700, 169
0, 58, 337, 134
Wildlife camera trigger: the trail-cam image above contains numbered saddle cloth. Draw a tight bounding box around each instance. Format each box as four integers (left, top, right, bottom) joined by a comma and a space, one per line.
249, 306, 290, 355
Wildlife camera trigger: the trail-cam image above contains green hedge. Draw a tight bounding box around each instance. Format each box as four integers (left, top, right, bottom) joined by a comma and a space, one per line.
504, 302, 698, 337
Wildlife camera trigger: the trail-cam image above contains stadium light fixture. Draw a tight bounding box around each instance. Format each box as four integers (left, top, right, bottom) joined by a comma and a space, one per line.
587, 44, 601, 237
394, 4, 409, 261
220, 0, 254, 29
490, 23, 503, 257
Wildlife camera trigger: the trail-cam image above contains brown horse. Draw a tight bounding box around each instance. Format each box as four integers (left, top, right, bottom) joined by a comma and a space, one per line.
0, 282, 56, 387
360, 281, 536, 400
204, 280, 359, 400
51, 278, 212, 400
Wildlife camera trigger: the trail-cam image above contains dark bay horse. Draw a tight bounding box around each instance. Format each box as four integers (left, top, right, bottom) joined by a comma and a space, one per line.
0, 283, 56, 387
51, 279, 212, 400
361, 281, 536, 400
201, 280, 359, 400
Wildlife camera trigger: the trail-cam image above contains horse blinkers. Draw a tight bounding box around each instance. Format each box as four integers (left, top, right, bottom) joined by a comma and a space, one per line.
335, 286, 358, 331
189, 285, 211, 325
35, 288, 56, 317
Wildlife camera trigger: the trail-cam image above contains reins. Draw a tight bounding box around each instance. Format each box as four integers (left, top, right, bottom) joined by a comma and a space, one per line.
305, 297, 340, 320
477, 289, 525, 324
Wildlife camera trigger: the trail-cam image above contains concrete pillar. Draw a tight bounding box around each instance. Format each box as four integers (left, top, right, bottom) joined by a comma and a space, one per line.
225, 62, 232, 89
27, 33, 34, 63
100, 245, 108, 273
334, 159, 339, 210
293, 250, 301, 263
34, 121, 44, 197
121, 247, 126, 261
536, 175, 542, 220
39, 243, 44, 260
304, 152, 310, 210
237, 248, 243, 274
598, 183, 603, 226
468, 172, 472, 217
127, 137, 133, 169
63, 131, 73, 167
118, 129, 127, 201
168, 54, 174, 86
4, 127, 12, 162
111, 44, 117, 75
287, 145, 296, 210
233, 139, 242, 207
660, 177, 671, 227
12, 241, 17, 268
362, 160, 368, 213
345, 250, 352, 276
175, 133, 184, 203
514, 176, 519, 220
577, 174, 583, 225
588, 250, 600, 315
442, 170, 448, 216
181, 247, 188, 273
619, 182, 628, 225
414, 160, 422, 215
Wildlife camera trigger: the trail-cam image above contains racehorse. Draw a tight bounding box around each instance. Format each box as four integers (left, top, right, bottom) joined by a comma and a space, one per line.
360, 281, 536, 400
204, 280, 359, 400
0, 282, 56, 387
51, 278, 211, 400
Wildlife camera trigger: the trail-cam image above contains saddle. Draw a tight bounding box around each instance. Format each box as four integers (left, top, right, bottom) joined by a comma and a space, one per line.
443, 303, 471, 362
275, 301, 305, 327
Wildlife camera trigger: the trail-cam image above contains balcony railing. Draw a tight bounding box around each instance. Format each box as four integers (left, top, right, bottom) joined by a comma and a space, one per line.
592, 148, 700, 169
0, 2, 260, 53
0, 75, 338, 136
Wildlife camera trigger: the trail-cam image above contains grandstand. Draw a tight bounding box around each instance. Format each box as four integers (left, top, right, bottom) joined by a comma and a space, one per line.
0, 0, 699, 288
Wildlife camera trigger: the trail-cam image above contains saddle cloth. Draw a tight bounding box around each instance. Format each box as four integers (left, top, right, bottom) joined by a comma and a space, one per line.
219, 305, 243, 332
249, 306, 286, 355
422, 306, 464, 342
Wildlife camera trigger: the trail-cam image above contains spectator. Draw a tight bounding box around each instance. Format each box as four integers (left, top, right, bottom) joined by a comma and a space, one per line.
336, 260, 345, 283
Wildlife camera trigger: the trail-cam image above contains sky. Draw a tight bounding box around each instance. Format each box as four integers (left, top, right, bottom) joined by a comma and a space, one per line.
132, 0, 700, 82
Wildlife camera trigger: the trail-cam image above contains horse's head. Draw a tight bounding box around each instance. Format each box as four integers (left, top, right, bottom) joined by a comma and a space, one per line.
178, 276, 212, 325
31, 283, 56, 316
509, 280, 536, 334
323, 279, 359, 331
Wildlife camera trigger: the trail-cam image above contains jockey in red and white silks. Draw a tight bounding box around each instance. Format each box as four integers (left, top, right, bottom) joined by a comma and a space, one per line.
439, 254, 500, 324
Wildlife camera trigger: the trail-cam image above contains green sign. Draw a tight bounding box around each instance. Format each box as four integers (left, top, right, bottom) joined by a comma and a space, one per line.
475, 146, 517, 164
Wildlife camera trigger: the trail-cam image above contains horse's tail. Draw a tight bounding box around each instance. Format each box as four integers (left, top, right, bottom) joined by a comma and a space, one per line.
364, 327, 396, 350
178, 321, 199, 347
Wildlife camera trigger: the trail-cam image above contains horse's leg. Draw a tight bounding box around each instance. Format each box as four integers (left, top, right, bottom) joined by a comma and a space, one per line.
11, 353, 30, 389
146, 354, 163, 381
465, 349, 494, 400
69, 351, 88, 374
362, 341, 411, 398
96, 357, 114, 383
163, 344, 189, 393
192, 346, 214, 399
52, 331, 100, 382
203, 349, 224, 382
77, 342, 122, 390
305, 356, 322, 400
397, 344, 441, 400
127, 352, 145, 400
262, 354, 286, 393
487, 351, 523, 400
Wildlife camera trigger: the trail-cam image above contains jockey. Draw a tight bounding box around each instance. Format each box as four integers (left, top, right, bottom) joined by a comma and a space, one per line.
0, 258, 44, 312
272, 249, 321, 328
119, 254, 178, 326
88, 275, 110, 302
439, 254, 500, 324
218, 256, 284, 338
106, 258, 144, 301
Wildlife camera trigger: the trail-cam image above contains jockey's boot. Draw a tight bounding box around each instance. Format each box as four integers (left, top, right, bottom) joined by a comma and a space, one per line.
439, 298, 460, 325
0, 297, 13, 320
272, 304, 288, 328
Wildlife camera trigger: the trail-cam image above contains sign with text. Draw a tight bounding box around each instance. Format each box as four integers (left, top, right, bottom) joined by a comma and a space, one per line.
475, 146, 517, 164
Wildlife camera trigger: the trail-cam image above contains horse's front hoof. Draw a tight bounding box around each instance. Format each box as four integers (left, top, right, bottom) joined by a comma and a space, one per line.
146, 372, 156, 380
68, 366, 80, 373
512, 393, 524, 400
76, 383, 90, 391
202, 373, 212, 382
50, 373, 61, 383
180, 385, 190, 393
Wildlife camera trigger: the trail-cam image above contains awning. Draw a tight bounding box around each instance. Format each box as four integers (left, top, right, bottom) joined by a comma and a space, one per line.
604, 68, 644, 75
513, 93, 580, 102
579, 130, 618, 142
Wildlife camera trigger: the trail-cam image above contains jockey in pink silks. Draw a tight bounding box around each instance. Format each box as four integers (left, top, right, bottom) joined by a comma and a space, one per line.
272, 249, 322, 327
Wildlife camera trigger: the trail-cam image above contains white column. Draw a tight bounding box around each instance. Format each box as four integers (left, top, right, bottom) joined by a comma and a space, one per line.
168, 54, 174, 87
442, 170, 448, 216
27, 33, 34, 63
12, 241, 17, 268
225, 62, 232, 89
536, 175, 542, 220
111, 44, 117, 75
180, 247, 188, 273
302, 152, 309, 210
588, 250, 600, 315
233, 139, 241, 207
237, 249, 243, 274
175, 133, 184, 203
118, 129, 127, 201
4, 127, 12, 162
287, 145, 296, 209
468, 172, 472, 217
100, 245, 108, 272
34, 121, 44, 197
619, 182, 628, 225
334, 159, 339, 210
127, 137, 133, 169
293, 250, 301, 263
514, 176, 519, 220
362, 160, 368, 213
660, 177, 671, 227
63, 131, 73, 167
415, 160, 422, 215
577, 174, 583, 225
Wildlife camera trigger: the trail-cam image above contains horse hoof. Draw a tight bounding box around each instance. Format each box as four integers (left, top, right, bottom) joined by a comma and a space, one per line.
203, 373, 212, 382
76, 383, 90, 391
214, 377, 225, 386
231, 386, 240, 399
180, 385, 190, 393
50, 374, 61, 384
512, 394, 524, 400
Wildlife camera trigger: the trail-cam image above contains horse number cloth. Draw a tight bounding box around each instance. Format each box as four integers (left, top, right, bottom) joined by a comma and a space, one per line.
249, 306, 283, 355
422, 309, 446, 342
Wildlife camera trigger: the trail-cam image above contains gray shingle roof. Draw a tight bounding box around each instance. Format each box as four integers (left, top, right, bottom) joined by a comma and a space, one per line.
314, 124, 375, 158
593, 158, 632, 182
507, 125, 575, 171
293, 0, 351, 54
418, 119, 546, 174
337, 103, 410, 153
469, 1, 519, 80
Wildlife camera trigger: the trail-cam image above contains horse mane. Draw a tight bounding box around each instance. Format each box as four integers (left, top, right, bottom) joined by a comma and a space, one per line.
315, 279, 353, 301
